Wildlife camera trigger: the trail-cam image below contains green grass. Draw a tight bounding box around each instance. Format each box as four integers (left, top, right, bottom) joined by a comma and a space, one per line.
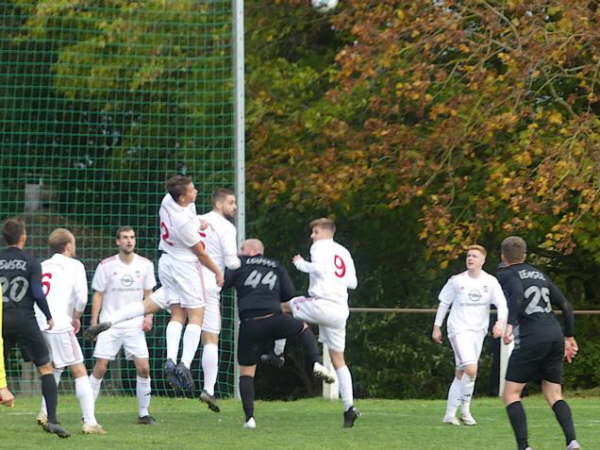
1, 394, 598, 449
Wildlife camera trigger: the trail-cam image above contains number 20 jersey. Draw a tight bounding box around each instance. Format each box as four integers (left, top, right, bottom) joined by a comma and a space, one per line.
0, 246, 41, 319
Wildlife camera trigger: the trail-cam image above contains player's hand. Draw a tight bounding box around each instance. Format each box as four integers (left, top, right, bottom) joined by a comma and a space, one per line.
71, 318, 81, 334
564, 337, 578, 363
292, 255, 302, 263
46, 319, 55, 331
492, 320, 504, 339
143, 315, 153, 332
216, 271, 224, 287
0, 387, 15, 408
503, 324, 514, 344
432, 326, 442, 344
199, 219, 209, 231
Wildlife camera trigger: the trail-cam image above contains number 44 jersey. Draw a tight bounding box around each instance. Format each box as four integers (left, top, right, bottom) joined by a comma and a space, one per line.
497, 262, 575, 345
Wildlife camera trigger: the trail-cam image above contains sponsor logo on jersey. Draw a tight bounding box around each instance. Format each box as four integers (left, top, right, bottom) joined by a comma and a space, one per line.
468, 289, 482, 302
120, 274, 134, 287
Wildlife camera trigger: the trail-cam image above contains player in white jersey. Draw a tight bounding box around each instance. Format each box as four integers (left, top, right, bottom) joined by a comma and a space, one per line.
432, 244, 508, 426
279, 218, 360, 428
34, 229, 105, 434
195, 188, 240, 412
87, 227, 157, 425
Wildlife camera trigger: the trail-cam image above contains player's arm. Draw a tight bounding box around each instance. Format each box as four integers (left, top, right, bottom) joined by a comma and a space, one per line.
345, 254, 358, 290
490, 279, 508, 338
71, 263, 88, 334
191, 243, 224, 286
498, 271, 522, 344
142, 289, 154, 332
90, 291, 104, 327
432, 277, 455, 343
292, 245, 328, 274
222, 265, 239, 291
222, 228, 241, 270
30, 259, 53, 328
548, 282, 578, 361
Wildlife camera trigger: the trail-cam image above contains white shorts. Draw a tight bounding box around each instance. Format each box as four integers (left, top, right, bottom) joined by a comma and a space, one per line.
449, 330, 486, 369
289, 296, 349, 352
149, 286, 171, 311
158, 253, 206, 309
93, 327, 149, 361
201, 266, 221, 334
43, 330, 84, 369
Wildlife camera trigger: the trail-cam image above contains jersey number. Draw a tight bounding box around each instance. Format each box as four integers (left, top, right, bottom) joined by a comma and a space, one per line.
243, 270, 277, 290
334, 255, 346, 278
0, 275, 30, 303
524, 285, 551, 314
42, 272, 53, 297
160, 221, 174, 246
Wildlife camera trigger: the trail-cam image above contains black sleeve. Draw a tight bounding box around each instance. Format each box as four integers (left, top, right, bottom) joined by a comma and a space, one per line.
222, 267, 237, 291
548, 282, 575, 337
30, 260, 52, 320
279, 266, 296, 302
498, 270, 522, 327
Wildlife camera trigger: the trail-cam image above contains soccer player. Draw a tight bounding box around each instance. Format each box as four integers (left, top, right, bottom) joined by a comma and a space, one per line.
432, 245, 508, 426
222, 238, 334, 429
279, 218, 360, 428
0, 290, 15, 407
498, 236, 580, 450
0, 217, 70, 437
85, 176, 223, 392
196, 188, 240, 412
88, 227, 157, 425
33, 228, 105, 434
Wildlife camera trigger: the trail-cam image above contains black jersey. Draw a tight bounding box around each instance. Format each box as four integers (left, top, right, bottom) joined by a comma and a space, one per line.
223, 255, 296, 320
497, 262, 574, 345
0, 246, 51, 320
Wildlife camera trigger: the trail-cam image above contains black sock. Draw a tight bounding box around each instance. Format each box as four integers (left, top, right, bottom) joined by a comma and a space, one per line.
239, 375, 254, 421
506, 401, 528, 450
41, 373, 58, 424
299, 327, 320, 367
552, 399, 576, 445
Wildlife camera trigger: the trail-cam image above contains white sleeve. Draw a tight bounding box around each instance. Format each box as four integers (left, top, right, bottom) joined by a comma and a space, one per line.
491, 278, 508, 322
91, 264, 106, 293
144, 261, 157, 290
434, 277, 455, 327
178, 218, 202, 248
222, 226, 240, 270
345, 253, 358, 290
73, 262, 88, 313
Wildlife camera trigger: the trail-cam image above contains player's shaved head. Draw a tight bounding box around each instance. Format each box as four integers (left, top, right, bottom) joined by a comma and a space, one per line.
241, 238, 264, 256
501, 236, 527, 264
48, 228, 74, 254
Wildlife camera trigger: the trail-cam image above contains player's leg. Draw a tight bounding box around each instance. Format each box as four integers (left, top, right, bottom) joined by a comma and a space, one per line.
90, 326, 122, 400
133, 357, 155, 424
237, 320, 260, 429
239, 365, 257, 429
541, 340, 579, 449
176, 306, 204, 391
70, 363, 105, 434
328, 347, 359, 428
164, 303, 185, 388
458, 330, 485, 424
503, 381, 529, 450
38, 366, 63, 425
90, 358, 109, 401
199, 287, 221, 412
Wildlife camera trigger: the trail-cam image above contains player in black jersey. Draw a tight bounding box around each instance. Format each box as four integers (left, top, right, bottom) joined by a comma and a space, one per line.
498, 236, 580, 450
0, 217, 70, 438
222, 238, 335, 429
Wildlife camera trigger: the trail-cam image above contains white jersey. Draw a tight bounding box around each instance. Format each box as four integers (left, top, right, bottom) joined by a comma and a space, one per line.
92, 254, 156, 329
434, 270, 508, 337
198, 210, 240, 272
35, 253, 88, 334
293, 238, 357, 307
158, 193, 202, 262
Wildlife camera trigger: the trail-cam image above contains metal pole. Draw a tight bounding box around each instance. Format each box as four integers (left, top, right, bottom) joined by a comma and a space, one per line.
232, 0, 245, 400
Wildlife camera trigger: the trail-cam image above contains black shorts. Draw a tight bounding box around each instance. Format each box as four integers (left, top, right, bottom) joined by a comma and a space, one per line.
238, 313, 304, 366
2, 312, 51, 367
505, 340, 564, 384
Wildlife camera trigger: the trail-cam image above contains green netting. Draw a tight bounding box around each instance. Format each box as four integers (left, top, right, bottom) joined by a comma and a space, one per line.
0, 0, 236, 399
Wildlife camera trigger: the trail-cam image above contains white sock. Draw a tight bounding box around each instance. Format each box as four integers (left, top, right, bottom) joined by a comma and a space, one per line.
445, 376, 462, 418
75, 376, 98, 426
201, 343, 219, 396
109, 302, 145, 325
89, 374, 103, 401
274, 339, 286, 356
166, 321, 184, 363
335, 365, 354, 411
460, 374, 476, 415
40, 368, 63, 415
180, 324, 202, 368
136, 376, 152, 418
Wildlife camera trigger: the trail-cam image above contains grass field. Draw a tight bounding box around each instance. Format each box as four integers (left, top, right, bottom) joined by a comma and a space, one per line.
1, 394, 598, 449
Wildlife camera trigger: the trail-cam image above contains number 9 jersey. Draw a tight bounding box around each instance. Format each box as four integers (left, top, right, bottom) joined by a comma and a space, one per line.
293, 239, 357, 307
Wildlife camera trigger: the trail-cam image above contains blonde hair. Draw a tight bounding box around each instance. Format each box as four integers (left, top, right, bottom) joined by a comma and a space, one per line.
48, 228, 73, 254
309, 217, 336, 233
467, 244, 487, 257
